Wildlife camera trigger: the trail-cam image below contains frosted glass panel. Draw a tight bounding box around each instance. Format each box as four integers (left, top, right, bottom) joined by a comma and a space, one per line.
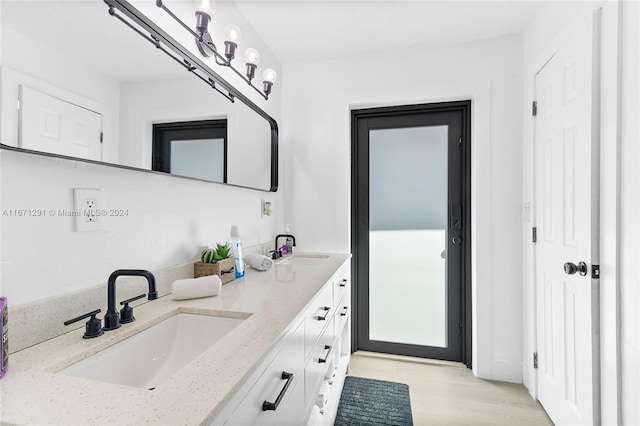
369, 126, 447, 348
170, 138, 224, 182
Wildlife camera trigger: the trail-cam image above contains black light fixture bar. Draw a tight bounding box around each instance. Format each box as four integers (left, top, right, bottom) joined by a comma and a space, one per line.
154, 0, 270, 100
103, 0, 275, 112
107, 5, 234, 102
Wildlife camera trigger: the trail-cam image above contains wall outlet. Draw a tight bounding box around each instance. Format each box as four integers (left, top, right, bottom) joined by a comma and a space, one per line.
73, 188, 102, 232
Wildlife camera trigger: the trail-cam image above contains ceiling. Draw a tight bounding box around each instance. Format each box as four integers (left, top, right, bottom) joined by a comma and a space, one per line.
232, 0, 546, 64
1, 1, 546, 80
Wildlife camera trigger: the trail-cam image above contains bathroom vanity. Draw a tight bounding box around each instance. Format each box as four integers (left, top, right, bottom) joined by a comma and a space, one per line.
0, 253, 351, 425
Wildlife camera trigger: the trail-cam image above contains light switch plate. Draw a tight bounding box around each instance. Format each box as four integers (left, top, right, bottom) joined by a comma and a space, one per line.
73, 188, 102, 232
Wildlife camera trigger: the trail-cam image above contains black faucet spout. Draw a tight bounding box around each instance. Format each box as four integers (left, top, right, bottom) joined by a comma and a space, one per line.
104, 269, 157, 331
274, 234, 296, 258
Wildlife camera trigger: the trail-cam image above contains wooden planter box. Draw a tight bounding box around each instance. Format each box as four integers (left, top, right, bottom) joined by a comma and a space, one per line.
194, 258, 236, 284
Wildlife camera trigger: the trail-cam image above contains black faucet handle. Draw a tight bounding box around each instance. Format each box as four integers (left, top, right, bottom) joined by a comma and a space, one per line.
269, 249, 283, 260
64, 309, 104, 339
119, 293, 146, 324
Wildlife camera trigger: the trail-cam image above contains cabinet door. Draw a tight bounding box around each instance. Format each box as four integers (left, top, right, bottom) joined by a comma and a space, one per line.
274, 379, 306, 426
333, 276, 349, 309
304, 283, 334, 362
304, 317, 336, 407
225, 322, 304, 426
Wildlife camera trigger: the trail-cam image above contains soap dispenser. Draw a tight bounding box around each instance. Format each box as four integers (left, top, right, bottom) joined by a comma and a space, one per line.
285, 225, 294, 254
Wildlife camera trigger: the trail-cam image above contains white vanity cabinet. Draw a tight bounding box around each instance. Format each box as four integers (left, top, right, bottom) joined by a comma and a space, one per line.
315, 266, 352, 425
213, 260, 351, 426
218, 320, 306, 426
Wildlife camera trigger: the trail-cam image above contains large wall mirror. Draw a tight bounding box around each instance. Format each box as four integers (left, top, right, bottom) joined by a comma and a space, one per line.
0, 0, 278, 191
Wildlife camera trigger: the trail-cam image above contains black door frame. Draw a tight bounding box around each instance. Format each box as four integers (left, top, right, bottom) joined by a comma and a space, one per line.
350, 100, 472, 367
152, 119, 228, 183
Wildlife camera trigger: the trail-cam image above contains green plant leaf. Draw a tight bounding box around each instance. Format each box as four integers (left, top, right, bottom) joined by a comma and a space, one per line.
201, 249, 215, 263
215, 242, 232, 259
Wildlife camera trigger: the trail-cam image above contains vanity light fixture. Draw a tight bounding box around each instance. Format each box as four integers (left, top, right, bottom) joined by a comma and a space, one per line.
262, 68, 277, 97
154, 0, 277, 100
244, 48, 260, 82
194, 0, 215, 58
223, 24, 241, 62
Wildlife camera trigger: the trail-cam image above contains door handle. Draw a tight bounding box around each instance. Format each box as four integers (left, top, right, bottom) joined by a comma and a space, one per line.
450, 205, 462, 230
564, 261, 588, 276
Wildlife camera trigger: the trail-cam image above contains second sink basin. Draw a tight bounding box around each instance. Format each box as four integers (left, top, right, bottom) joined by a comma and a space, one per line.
58, 313, 246, 389
277, 253, 330, 266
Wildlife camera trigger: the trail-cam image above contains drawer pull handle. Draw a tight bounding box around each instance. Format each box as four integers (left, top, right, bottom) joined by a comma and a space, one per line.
262, 371, 294, 411
339, 279, 348, 287
340, 306, 349, 316
319, 345, 333, 363
317, 306, 331, 321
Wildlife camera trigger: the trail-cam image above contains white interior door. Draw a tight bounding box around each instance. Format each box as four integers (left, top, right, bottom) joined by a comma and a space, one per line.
534, 10, 600, 425
19, 85, 103, 161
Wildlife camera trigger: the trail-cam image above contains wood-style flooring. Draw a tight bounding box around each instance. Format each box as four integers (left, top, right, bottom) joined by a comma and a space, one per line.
347, 352, 554, 425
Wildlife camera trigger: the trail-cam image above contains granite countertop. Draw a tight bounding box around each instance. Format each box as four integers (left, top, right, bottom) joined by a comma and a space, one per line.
0, 253, 350, 425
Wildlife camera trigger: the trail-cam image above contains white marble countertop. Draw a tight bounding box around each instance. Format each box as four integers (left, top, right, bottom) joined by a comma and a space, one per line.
0, 252, 350, 425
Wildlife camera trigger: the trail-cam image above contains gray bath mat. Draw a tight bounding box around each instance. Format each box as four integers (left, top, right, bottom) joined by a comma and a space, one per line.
334, 376, 413, 426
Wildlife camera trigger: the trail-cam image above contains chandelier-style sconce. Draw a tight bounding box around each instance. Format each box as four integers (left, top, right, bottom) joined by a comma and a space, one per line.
155, 0, 277, 100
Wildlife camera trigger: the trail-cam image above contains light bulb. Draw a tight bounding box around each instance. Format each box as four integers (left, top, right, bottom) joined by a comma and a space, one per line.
263, 68, 277, 84
224, 24, 242, 44
195, 0, 216, 16
244, 48, 260, 65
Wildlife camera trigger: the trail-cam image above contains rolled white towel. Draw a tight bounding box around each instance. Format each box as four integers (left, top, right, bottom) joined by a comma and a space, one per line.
245, 252, 274, 271
172, 275, 222, 300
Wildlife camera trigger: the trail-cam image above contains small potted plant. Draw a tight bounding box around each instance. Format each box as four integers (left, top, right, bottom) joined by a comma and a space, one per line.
194, 243, 236, 284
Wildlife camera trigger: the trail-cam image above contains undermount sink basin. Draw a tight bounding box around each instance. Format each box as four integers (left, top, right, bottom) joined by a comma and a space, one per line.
277, 254, 330, 266
58, 313, 246, 389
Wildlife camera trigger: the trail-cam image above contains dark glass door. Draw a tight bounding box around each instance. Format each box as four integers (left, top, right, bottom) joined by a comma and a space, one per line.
352, 101, 471, 365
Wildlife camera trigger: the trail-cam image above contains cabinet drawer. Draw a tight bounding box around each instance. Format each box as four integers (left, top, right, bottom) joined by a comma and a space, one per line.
225, 322, 304, 426
304, 283, 334, 361
304, 317, 336, 407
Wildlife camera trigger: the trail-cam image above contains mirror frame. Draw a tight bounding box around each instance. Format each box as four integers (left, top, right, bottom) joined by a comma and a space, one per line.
0, 0, 278, 192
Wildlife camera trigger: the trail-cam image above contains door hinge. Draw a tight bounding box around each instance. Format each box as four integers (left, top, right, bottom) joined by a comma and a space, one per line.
592, 265, 600, 279
532, 101, 538, 117
532, 227, 537, 243
17, 99, 21, 110
533, 352, 538, 369
459, 136, 463, 150
100, 132, 104, 143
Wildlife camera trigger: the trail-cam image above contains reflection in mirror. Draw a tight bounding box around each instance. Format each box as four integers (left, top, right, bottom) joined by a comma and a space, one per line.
152, 119, 227, 183
0, 0, 277, 191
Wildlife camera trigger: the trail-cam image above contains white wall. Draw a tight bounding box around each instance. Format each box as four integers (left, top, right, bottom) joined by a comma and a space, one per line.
282, 36, 524, 382
1, 149, 280, 305
619, 1, 640, 423
0, 0, 283, 306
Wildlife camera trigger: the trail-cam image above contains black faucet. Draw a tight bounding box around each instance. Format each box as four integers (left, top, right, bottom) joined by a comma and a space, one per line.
273, 234, 296, 259
103, 269, 157, 331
